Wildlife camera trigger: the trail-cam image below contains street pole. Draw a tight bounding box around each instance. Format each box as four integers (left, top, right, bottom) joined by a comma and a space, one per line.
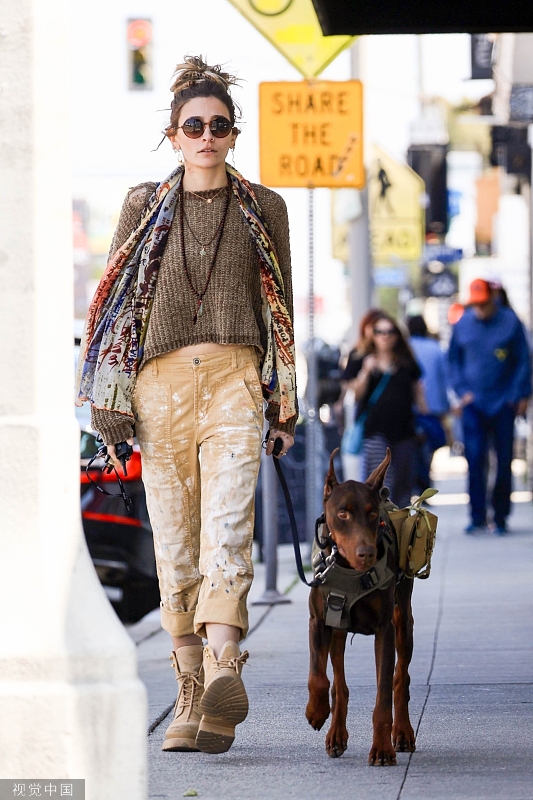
349, 40, 373, 341
305, 188, 321, 546
0, 2, 146, 795
348, 186, 373, 340
253, 443, 291, 605
527, 124, 533, 491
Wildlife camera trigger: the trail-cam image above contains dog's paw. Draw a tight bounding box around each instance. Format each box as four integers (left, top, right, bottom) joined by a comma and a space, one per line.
305, 698, 330, 731
368, 741, 397, 766
325, 724, 348, 758
392, 723, 416, 752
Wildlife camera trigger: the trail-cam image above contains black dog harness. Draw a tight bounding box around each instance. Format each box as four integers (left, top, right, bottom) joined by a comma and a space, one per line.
271, 452, 400, 630
312, 513, 398, 630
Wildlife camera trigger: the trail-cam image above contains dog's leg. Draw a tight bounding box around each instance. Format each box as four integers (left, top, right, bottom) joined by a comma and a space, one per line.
392, 578, 416, 752
306, 591, 332, 731
368, 619, 397, 766
325, 629, 349, 758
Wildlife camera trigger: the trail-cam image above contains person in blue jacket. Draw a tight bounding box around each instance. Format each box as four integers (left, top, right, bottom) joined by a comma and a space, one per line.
408, 315, 449, 493
448, 278, 531, 534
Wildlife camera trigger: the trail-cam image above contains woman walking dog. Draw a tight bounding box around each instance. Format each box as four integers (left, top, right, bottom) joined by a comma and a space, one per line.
76, 55, 297, 754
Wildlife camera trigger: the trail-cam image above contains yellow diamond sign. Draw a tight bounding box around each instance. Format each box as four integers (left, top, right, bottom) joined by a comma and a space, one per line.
226, 0, 355, 78
369, 145, 425, 265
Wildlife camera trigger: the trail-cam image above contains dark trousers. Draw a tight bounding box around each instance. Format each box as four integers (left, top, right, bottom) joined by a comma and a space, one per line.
462, 403, 515, 526
362, 434, 417, 509
414, 438, 433, 494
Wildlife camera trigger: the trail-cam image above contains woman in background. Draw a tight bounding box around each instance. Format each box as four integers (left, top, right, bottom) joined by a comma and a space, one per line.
342, 308, 383, 374
344, 312, 425, 507
339, 309, 383, 478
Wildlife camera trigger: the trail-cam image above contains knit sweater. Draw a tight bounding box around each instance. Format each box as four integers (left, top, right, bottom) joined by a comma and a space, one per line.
90, 180, 298, 443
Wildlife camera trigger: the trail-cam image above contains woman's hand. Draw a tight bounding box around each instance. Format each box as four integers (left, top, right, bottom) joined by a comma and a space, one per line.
265, 430, 294, 458
361, 354, 377, 374
353, 355, 376, 400
106, 438, 135, 471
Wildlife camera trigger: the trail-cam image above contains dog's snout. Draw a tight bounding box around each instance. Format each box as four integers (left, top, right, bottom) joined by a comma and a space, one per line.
356, 546, 376, 563
355, 545, 377, 570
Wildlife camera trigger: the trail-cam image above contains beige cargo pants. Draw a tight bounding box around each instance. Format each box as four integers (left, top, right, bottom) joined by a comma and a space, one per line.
133, 346, 264, 640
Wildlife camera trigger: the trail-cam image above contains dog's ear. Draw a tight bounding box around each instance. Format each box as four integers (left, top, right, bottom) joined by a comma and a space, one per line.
323, 448, 340, 501
365, 448, 391, 492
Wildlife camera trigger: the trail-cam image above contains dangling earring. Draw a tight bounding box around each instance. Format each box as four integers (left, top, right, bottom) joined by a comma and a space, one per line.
174, 148, 184, 164
231, 147, 236, 168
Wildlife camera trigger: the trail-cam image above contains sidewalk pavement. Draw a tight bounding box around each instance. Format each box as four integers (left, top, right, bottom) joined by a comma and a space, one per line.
130, 455, 533, 800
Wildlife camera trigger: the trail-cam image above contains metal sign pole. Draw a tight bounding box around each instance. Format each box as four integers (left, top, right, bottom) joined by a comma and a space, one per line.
253, 432, 291, 606
305, 188, 320, 547
526, 124, 533, 489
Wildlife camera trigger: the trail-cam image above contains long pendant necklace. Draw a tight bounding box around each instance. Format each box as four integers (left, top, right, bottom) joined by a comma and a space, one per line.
179, 184, 230, 324
183, 200, 227, 256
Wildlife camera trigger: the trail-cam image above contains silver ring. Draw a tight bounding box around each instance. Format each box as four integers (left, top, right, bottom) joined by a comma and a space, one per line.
269, 438, 275, 442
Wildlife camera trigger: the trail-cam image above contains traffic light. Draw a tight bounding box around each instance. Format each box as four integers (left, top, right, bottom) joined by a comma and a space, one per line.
127, 19, 153, 91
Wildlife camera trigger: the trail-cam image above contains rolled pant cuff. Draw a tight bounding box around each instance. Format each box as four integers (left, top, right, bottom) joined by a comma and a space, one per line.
160, 605, 197, 638
194, 597, 249, 641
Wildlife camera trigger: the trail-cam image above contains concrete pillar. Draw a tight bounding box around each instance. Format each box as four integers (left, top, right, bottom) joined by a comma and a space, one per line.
0, 2, 147, 796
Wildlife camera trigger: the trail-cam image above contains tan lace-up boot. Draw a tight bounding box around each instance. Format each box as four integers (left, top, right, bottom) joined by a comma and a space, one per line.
195, 641, 249, 754
162, 645, 204, 752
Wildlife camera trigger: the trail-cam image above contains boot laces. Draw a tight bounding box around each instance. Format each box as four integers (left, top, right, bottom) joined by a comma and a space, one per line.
176, 673, 202, 721
210, 649, 249, 675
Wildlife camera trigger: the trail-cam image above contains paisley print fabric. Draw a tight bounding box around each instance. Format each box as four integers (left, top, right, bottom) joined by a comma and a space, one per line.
75, 164, 296, 424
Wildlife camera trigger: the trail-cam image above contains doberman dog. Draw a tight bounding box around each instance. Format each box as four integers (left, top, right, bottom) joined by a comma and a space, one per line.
305, 448, 416, 765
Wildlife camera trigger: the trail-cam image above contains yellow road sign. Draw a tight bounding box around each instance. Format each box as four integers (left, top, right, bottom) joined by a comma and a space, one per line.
369, 145, 425, 264
227, 0, 355, 79
259, 81, 364, 188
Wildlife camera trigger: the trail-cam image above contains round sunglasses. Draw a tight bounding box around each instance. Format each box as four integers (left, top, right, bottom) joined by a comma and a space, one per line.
373, 327, 398, 336
178, 116, 235, 139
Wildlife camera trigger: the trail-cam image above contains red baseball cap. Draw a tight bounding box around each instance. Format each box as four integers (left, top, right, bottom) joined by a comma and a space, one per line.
467, 278, 491, 305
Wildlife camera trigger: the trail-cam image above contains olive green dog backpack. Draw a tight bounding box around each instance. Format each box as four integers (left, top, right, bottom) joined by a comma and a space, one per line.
386, 488, 438, 579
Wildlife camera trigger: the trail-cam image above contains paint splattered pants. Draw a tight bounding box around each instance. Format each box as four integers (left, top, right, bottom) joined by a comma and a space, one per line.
133, 346, 264, 640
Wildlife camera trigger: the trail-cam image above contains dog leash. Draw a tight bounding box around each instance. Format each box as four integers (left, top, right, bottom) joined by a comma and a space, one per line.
268, 439, 395, 594
272, 456, 322, 588
268, 438, 323, 589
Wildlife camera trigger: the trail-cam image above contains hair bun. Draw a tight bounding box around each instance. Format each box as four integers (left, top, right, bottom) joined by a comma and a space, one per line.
170, 55, 239, 96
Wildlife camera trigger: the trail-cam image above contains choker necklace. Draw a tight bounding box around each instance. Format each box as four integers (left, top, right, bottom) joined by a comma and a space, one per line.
186, 185, 227, 204
179, 184, 231, 324
183, 187, 229, 256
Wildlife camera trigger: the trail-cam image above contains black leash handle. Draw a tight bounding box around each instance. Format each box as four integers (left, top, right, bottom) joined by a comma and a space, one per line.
85, 442, 133, 513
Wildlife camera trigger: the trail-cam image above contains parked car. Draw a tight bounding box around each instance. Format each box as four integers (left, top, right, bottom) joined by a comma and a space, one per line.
75, 338, 159, 623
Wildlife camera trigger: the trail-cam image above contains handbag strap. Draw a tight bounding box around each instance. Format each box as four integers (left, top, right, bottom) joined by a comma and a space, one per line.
366, 371, 391, 408
357, 371, 391, 425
